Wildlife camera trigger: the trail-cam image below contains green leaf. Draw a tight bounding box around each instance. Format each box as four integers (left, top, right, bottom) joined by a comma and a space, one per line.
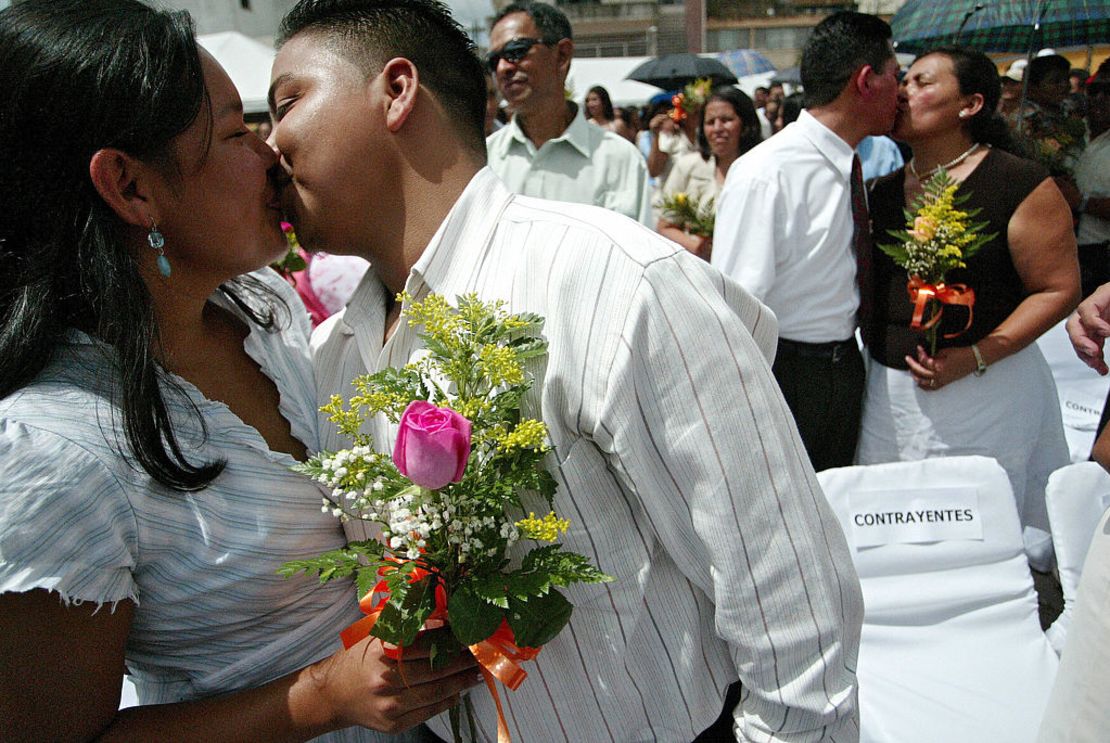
371, 575, 437, 647
448, 583, 505, 645
429, 635, 464, 671
277, 541, 385, 582
507, 590, 573, 648
471, 573, 510, 609
355, 566, 380, 601
506, 570, 551, 600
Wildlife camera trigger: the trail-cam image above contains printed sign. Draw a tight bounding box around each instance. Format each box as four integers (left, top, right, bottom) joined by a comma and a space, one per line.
1062, 389, 1105, 430
848, 486, 982, 548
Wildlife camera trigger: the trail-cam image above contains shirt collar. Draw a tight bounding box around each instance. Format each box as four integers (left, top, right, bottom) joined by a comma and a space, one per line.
794, 109, 857, 181
339, 167, 513, 347
504, 102, 592, 159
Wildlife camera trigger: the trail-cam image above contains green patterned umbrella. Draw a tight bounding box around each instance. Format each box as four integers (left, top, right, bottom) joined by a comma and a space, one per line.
892, 0, 1110, 55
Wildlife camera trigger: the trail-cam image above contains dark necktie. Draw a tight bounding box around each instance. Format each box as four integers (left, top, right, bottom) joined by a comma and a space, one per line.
850, 154, 873, 332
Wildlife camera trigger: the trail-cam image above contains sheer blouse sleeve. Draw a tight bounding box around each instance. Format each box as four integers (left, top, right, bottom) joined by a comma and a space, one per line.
0, 419, 138, 609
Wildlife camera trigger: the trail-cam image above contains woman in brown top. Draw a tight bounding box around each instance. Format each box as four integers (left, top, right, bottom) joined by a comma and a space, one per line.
858, 47, 1080, 568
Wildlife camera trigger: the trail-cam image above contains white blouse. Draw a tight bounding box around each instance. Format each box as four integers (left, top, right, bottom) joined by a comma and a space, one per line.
0, 270, 387, 742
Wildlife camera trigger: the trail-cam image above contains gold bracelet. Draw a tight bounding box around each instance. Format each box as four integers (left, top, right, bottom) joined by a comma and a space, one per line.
971, 343, 987, 376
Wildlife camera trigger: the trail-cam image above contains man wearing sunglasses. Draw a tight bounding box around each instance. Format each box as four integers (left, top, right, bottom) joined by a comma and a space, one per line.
485, 1, 652, 225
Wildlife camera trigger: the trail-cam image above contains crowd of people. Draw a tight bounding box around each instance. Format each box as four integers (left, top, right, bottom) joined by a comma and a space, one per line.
0, 0, 1108, 741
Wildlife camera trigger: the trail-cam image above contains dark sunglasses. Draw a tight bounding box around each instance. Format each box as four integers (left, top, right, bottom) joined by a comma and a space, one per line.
486, 37, 549, 71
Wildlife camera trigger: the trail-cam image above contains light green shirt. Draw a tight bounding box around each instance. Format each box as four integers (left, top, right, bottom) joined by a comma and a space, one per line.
486, 104, 652, 226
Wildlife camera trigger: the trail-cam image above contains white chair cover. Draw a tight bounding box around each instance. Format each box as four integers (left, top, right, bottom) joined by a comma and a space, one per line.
1037, 508, 1110, 743
818, 456, 1058, 743
1043, 461, 1110, 654
1037, 319, 1110, 463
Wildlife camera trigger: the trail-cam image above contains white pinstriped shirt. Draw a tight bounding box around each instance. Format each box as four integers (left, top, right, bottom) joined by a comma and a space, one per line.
313, 169, 863, 742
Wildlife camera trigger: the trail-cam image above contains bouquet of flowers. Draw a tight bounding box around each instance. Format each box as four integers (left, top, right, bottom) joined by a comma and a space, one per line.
879, 169, 995, 355
270, 221, 307, 277
669, 77, 713, 123
280, 293, 612, 742
658, 191, 715, 237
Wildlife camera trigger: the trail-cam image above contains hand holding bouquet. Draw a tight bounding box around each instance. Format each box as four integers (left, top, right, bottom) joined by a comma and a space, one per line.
669, 77, 713, 123
659, 191, 715, 238
281, 293, 612, 741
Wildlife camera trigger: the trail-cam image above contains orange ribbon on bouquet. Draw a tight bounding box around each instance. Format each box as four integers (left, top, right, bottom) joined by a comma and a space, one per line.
338, 563, 541, 743
907, 277, 976, 339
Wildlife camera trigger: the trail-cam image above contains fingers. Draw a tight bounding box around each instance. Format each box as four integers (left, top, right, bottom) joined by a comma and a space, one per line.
379, 648, 478, 688
1068, 310, 1110, 374
906, 347, 937, 390
387, 666, 486, 733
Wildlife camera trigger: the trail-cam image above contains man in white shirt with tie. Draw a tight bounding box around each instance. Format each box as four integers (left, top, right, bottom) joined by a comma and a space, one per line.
270, 1, 863, 740
712, 11, 900, 472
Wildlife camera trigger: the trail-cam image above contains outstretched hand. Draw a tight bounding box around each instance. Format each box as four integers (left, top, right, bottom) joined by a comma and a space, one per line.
312, 627, 481, 734
1067, 283, 1110, 375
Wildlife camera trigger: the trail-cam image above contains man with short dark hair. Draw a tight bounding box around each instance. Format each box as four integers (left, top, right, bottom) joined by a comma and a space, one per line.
485, 1, 652, 224
271, 1, 864, 740
712, 11, 900, 472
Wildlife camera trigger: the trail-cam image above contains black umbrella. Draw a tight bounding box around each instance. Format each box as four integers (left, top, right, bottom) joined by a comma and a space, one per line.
626, 54, 738, 91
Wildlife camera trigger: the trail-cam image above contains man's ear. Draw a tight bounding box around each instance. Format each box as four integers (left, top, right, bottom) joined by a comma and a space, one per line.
381, 57, 419, 133
853, 64, 876, 99
555, 38, 574, 81
88, 148, 158, 228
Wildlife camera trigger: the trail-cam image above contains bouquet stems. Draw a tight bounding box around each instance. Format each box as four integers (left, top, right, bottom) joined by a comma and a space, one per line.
924, 298, 939, 357
447, 693, 479, 743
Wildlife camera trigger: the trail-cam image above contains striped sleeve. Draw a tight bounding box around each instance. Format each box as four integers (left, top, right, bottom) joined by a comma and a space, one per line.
598, 255, 863, 742
0, 419, 138, 608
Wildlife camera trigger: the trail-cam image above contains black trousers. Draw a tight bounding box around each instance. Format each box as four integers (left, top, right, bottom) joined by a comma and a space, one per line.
772, 338, 865, 472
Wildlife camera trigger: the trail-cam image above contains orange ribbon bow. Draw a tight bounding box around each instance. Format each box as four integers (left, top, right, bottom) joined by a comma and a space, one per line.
338, 565, 540, 743
907, 277, 976, 339
669, 93, 687, 122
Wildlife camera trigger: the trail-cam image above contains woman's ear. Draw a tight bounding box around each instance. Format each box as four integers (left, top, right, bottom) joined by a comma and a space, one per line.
961, 92, 986, 120
88, 148, 158, 228
380, 57, 419, 133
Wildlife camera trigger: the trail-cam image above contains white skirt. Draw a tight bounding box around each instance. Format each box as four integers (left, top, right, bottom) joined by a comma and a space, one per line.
857, 342, 1069, 570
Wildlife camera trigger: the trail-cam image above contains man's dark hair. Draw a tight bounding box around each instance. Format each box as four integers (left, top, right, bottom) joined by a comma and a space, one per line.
1027, 54, 1070, 87
492, 1, 572, 43
800, 11, 893, 108
279, 0, 487, 158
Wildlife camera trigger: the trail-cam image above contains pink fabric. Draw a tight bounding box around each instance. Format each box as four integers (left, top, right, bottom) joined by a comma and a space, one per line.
291, 251, 370, 327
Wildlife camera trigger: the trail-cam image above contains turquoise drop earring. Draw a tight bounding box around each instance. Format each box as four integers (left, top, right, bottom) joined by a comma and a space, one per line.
148, 220, 171, 277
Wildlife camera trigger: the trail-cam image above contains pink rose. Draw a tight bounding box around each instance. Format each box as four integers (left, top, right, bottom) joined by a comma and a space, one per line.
393, 401, 472, 489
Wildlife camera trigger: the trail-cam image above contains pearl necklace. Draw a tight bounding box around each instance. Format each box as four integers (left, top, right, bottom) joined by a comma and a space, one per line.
908, 142, 986, 181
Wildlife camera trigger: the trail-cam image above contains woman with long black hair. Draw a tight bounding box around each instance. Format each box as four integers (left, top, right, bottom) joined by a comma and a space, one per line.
0, 1, 475, 739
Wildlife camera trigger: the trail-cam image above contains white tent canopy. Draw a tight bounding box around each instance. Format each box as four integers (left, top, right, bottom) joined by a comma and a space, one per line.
198, 32, 275, 115
566, 55, 778, 110
566, 56, 660, 108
